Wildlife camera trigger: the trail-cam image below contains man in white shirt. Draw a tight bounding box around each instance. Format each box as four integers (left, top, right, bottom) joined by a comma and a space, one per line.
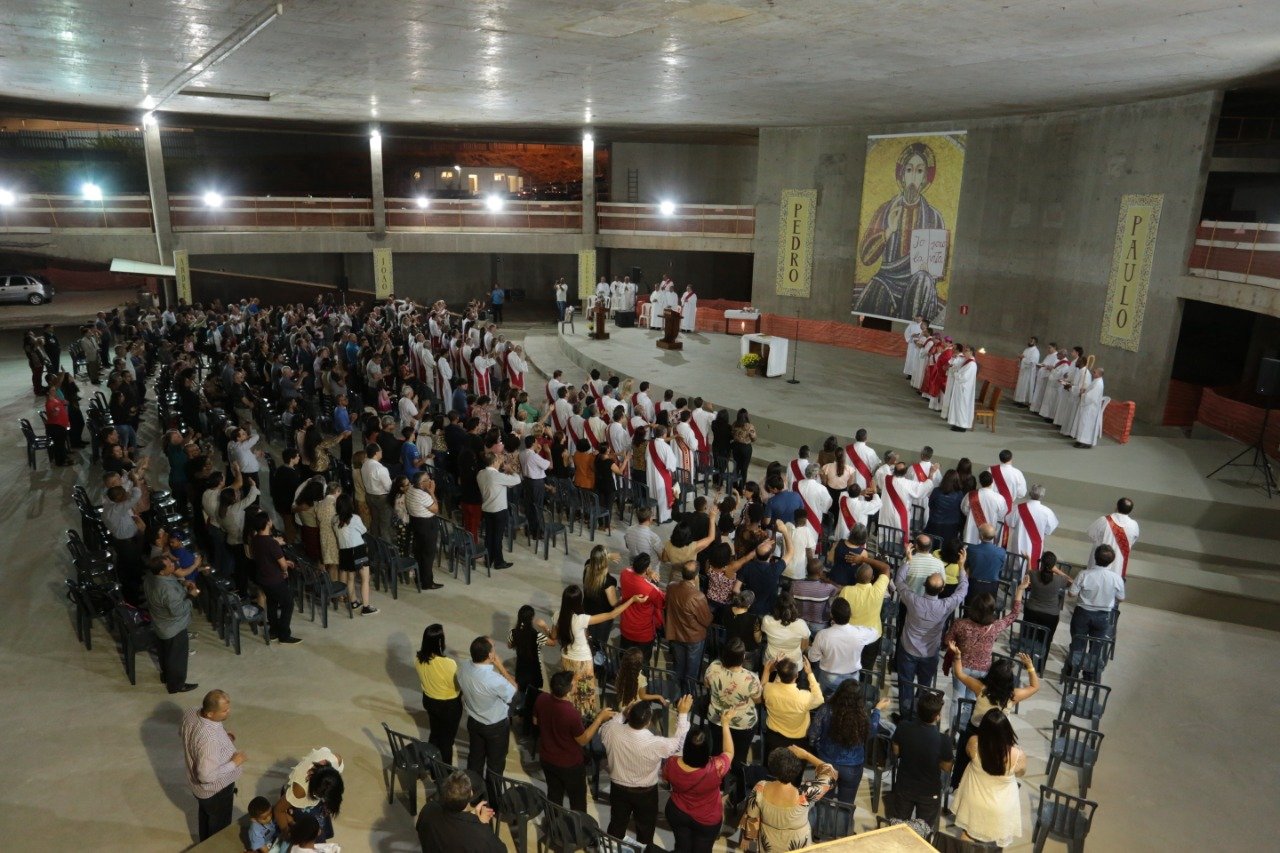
690, 398, 715, 468
554, 279, 569, 321
796, 463, 832, 532
1065, 545, 1125, 679
520, 435, 551, 539
783, 510, 819, 581
1004, 484, 1059, 575
809, 598, 881, 692
601, 694, 693, 849
405, 470, 442, 590
477, 452, 522, 570
361, 443, 394, 540
227, 427, 262, 486
1086, 497, 1139, 578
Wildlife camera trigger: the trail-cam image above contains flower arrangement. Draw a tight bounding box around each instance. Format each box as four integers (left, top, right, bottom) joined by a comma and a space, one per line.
740, 353, 762, 370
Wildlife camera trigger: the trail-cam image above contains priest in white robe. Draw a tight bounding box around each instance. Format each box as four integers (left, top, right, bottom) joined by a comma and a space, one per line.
646, 426, 680, 523
960, 471, 1012, 543
1004, 484, 1059, 571
911, 335, 935, 392
1037, 352, 1071, 420
679, 285, 698, 332
944, 345, 979, 431
1054, 355, 1087, 428
902, 316, 922, 377
1014, 337, 1041, 405
647, 285, 665, 329
1073, 368, 1106, 449
434, 354, 453, 404
1030, 345, 1058, 411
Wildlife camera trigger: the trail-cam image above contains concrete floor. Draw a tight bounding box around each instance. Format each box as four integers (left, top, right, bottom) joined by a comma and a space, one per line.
1, 323, 1276, 853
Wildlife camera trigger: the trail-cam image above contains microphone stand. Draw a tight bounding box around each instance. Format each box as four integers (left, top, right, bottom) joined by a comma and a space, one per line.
787, 312, 800, 384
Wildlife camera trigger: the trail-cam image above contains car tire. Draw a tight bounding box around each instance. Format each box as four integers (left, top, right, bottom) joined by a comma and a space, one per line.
27, 294, 43, 305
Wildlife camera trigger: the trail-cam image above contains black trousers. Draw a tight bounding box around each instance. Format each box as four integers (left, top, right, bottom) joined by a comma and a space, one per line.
861, 636, 882, 671
261, 581, 294, 642
156, 629, 190, 692
541, 760, 587, 812
666, 799, 720, 853
69, 406, 86, 445
490, 303, 504, 323
525, 479, 546, 537
46, 423, 69, 465
886, 788, 941, 827
232, 546, 252, 597
409, 515, 439, 588
196, 782, 236, 841
730, 442, 753, 478
422, 693, 462, 765
466, 717, 511, 794
482, 509, 507, 566
607, 783, 659, 847
620, 636, 654, 666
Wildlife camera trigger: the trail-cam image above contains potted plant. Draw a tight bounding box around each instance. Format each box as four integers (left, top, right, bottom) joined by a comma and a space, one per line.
740, 352, 762, 377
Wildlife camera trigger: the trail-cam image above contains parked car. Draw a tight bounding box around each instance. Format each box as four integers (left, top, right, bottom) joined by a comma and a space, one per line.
0, 273, 55, 304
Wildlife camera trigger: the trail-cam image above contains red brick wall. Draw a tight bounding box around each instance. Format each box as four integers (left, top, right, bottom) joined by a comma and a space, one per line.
1103, 401, 1136, 444
1163, 379, 1204, 427
1196, 388, 1280, 460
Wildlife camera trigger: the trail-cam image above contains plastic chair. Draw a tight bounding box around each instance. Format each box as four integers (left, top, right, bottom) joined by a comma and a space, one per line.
539, 798, 605, 853
576, 486, 613, 540
1046, 719, 1105, 797
111, 603, 156, 685
1058, 678, 1111, 732
381, 723, 432, 815
446, 523, 486, 584
370, 536, 418, 598
932, 831, 1002, 852
1001, 551, 1028, 584
296, 558, 350, 627
20, 418, 52, 469
951, 697, 976, 743
899, 685, 944, 728
865, 731, 896, 813
1061, 636, 1114, 684
1007, 620, 1051, 676
486, 770, 546, 853
811, 797, 857, 841
531, 504, 569, 560
875, 523, 907, 568
219, 591, 271, 654
1032, 784, 1098, 853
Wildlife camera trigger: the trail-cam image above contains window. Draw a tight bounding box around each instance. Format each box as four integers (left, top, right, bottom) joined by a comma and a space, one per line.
412, 170, 421, 180
441, 170, 454, 179
494, 173, 505, 181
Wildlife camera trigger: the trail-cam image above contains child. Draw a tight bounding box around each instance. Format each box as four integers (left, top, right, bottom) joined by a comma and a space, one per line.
246, 796, 278, 853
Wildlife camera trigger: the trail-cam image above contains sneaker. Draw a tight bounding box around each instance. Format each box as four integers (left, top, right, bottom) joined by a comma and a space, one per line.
361, 606, 379, 615
278, 636, 303, 645
349, 601, 362, 610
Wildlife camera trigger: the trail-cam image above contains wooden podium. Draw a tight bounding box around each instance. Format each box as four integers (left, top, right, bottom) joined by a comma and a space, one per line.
657, 308, 683, 350
589, 302, 610, 340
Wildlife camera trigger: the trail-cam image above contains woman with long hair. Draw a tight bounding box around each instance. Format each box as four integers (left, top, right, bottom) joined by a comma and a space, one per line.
819, 436, 854, 506
1023, 550, 1074, 653
730, 408, 756, 478
945, 648, 1039, 789
302, 422, 342, 476
539, 583, 645, 717
507, 604, 549, 734
333, 493, 376, 615
415, 624, 462, 763
612, 646, 668, 711
944, 572, 1030, 725
293, 477, 327, 564
808, 680, 891, 803
952, 710, 1026, 847
274, 749, 345, 842
390, 474, 415, 557
761, 592, 810, 664
710, 408, 732, 475
925, 469, 966, 543
581, 546, 620, 651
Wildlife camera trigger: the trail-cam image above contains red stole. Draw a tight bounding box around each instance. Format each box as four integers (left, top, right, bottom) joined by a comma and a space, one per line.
589, 381, 606, 412
505, 352, 524, 390
967, 491, 988, 528
434, 361, 447, 398
885, 476, 910, 533
990, 465, 1013, 510
1106, 516, 1132, 578
913, 463, 929, 482
649, 441, 674, 509
691, 419, 709, 455
790, 459, 806, 492
796, 484, 822, 533
845, 444, 874, 490
839, 497, 857, 533
474, 363, 491, 397
584, 420, 601, 451
1018, 503, 1044, 571
567, 416, 583, 445
545, 381, 556, 405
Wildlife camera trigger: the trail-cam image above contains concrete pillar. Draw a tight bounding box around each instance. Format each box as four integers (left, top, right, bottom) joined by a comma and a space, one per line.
582, 134, 597, 237
142, 119, 174, 265
370, 132, 387, 234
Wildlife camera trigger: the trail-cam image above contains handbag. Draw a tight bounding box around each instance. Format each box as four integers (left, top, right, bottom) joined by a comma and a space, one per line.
735, 787, 763, 852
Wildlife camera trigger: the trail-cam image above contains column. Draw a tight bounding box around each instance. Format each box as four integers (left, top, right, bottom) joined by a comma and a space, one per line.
141, 116, 174, 265
582, 132, 596, 237
369, 130, 387, 235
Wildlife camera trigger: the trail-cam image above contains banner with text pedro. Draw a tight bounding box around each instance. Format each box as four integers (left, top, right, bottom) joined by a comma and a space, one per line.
852, 132, 966, 326
776, 189, 817, 297
1100, 194, 1163, 353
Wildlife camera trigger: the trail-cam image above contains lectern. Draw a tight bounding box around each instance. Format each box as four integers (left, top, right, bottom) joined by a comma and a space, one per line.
589, 301, 610, 340
657, 308, 683, 350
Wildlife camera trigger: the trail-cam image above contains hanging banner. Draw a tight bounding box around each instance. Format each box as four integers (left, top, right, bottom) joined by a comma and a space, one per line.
1100, 194, 1163, 352
577, 250, 596, 302
372, 247, 394, 299
852, 131, 966, 326
776, 189, 817, 297
174, 249, 191, 304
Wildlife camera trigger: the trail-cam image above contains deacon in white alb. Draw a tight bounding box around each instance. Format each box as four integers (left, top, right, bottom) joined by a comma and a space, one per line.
1087, 497, 1139, 578
944, 344, 980, 432
1014, 336, 1041, 405
795, 464, 833, 532
1004, 484, 1059, 573
843, 430, 879, 493
902, 315, 923, 378
1073, 368, 1107, 449
961, 470, 1012, 543
784, 445, 812, 491
679, 284, 698, 332
989, 449, 1027, 510
646, 425, 680, 524
834, 487, 882, 541
1030, 342, 1058, 411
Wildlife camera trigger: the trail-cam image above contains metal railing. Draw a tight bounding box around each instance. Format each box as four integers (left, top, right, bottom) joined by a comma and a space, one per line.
1188, 220, 1280, 288
385, 197, 581, 232
0, 194, 153, 231
169, 195, 374, 231
597, 202, 755, 237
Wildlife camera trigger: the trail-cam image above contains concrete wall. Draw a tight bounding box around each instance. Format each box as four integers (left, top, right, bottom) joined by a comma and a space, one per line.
611, 142, 757, 205
749, 91, 1221, 420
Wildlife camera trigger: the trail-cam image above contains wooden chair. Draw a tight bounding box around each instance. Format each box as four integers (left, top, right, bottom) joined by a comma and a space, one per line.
976, 379, 991, 406
975, 386, 1002, 432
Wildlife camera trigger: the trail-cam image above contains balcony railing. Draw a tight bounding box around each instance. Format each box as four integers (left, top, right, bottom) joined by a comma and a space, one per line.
1188, 220, 1280, 288
0, 194, 153, 230
386, 198, 581, 232
170, 195, 374, 231
597, 202, 755, 238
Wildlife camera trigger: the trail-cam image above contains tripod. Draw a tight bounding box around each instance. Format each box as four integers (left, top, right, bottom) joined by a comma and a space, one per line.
1207, 404, 1277, 499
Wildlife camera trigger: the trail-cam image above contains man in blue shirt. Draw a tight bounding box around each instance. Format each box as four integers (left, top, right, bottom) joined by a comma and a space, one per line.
737, 523, 793, 616
401, 426, 427, 475
489, 284, 505, 324
764, 474, 803, 526
965, 523, 1007, 602
456, 636, 518, 795
452, 380, 470, 417
1065, 545, 1125, 679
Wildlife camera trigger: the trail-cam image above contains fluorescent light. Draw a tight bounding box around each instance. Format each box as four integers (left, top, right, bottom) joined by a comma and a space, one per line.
370, 129, 381, 140
583, 132, 594, 146
415, 196, 429, 209
142, 111, 157, 128
485, 195, 504, 212
203, 191, 224, 208
0, 189, 15, 206
659, 200, 676, 216
454, 165, 461, 172
81, 182, 104, 201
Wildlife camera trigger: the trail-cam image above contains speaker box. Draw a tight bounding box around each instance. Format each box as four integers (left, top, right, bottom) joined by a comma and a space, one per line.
615, 311, 636, 328
1258, 357, 1280, 396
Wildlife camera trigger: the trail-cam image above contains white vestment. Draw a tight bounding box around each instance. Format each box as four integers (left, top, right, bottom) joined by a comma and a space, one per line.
646, 438, 679, 523
648, 291, 665, 329
902, 321, 922, 376
1087, 511, 1139, 577
944, 358, 979, 429
1030, 352, 1057, 410
1074, 378, 1106, 447
1015, 345, 1041, 403
961, 486, 1011, 543
680, 292, 698, 332
1055, 366, 1087, 428
834, 493, 882, 541
1004, 500, 1060, 563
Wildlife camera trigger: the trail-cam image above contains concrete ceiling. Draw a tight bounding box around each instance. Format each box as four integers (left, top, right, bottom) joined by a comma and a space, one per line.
1, 0, 1277, 130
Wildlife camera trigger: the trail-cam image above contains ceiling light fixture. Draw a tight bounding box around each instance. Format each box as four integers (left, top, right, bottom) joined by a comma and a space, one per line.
81, 182, 104, 202
659, 200, 676, 216
370, 129, 381, 141
142, 111, 157, 128
583, 132, 594, 146
149, 2, 284, 109
203, 191, 224, 208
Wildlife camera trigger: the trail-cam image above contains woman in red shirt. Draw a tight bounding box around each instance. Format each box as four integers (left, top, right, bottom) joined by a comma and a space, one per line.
663, 716, 733, 853
45, 375, 72, 466
618, 553, 665, 662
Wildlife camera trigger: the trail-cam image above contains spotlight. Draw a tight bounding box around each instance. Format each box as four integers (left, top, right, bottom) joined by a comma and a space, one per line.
415, 196, 430, 209
583, 132, 594, 146
370, 129, 381, 140
81, 182, 104, 202
142, 112, 157, 128
0, 189, 15, 206
203, 191, 224, 208
659, 200, 676, 216
485, 195, 504, 212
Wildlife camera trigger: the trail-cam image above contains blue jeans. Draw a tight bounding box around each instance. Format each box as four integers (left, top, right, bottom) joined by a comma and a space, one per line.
556, 300, 567, 320
896, 648, 938, 717
835, 763, 865, 805
951, 666, 986, 730
1067, 607, 1113, 678
669, 640, 705, 691
818, 668, 858, 695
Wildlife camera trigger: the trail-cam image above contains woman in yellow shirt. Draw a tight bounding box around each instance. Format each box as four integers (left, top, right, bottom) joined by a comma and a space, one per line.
415, 623, 461, 764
